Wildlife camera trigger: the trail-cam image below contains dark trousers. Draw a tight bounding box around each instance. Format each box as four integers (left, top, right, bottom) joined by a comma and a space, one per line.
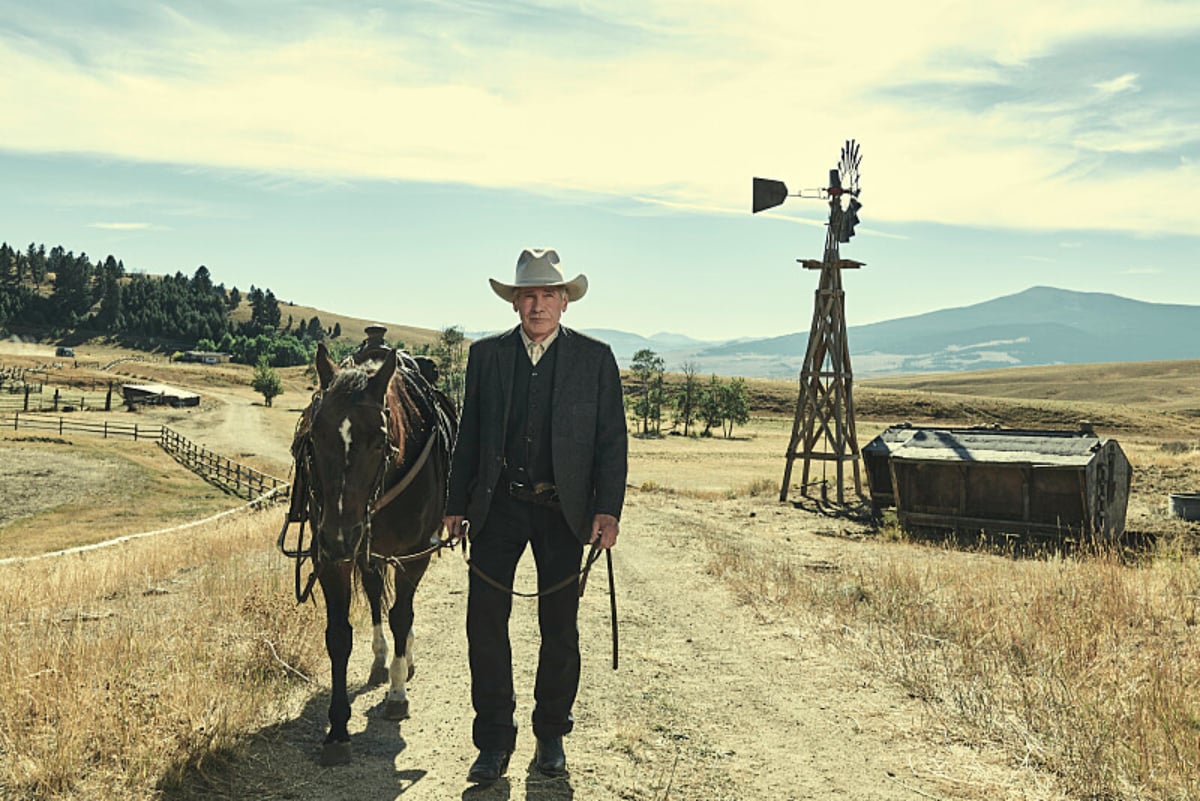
467, 490, 584, 751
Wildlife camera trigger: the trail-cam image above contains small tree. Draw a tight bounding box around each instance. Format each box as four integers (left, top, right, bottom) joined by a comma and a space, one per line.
630, 348, 664, 435
699, 374, 725, 437
252, 355, 283, 407
434, 325, 467, 410
673, 362, 700, 437
720, 377, 751, 438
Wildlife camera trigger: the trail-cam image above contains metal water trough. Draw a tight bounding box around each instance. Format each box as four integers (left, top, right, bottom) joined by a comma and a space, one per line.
864, 424, 1131, 540
1169, 493, 1200, 522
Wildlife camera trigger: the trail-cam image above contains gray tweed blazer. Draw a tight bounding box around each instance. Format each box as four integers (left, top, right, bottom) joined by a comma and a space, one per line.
446, 325, 628, 544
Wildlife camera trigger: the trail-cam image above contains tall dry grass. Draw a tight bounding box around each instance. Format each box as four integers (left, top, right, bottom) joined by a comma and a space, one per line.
0, 507, 325, 800
708, 531, 1200, 800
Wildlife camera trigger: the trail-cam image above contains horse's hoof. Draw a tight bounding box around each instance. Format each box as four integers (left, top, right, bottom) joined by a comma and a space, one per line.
368, 664, 389, 686
320, 741, 352, 766
384, 698, 410, 720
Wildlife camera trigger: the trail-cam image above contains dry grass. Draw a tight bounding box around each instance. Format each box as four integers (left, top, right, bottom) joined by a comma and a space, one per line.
0, 508, 326, 800
0, 436, 245, 558
704, 453, 1200, 800
5, 350, 1200, 798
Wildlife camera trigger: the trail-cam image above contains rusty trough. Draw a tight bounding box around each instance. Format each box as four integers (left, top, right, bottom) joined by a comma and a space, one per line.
864, 424, 1131, 540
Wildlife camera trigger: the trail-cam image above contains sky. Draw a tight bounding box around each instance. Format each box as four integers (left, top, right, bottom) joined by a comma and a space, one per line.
1, 0, 1198, 342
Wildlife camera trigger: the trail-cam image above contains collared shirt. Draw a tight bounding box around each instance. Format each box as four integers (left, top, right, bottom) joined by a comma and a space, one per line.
519, 326, 559, 366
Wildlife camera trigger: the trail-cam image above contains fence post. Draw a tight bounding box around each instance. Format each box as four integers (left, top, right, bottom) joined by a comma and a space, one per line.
134, 424, 139, 441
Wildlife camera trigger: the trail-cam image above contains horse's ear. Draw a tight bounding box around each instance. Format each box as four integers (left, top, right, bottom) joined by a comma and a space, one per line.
366, 348, 398, 400
315, 342, 338, 389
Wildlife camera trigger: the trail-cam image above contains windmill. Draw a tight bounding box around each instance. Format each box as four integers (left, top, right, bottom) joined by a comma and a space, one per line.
752, 140, 864, 504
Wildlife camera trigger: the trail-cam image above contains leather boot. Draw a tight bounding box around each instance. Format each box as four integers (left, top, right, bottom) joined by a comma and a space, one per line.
468, 749, 512, 784
534, 736, 567, 777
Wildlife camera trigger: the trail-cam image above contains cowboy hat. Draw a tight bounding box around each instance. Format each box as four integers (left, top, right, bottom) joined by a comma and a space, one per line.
489, 248, 588, 302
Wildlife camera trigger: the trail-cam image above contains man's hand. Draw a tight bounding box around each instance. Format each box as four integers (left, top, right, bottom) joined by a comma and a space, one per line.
589, 513, 620, 550
443, 515, 467, 546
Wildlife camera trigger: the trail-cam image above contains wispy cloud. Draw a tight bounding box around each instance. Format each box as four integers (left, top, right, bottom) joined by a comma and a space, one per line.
1, 1, 1198, 236
88, 222, 155, 230
1094, 72, 1140, 94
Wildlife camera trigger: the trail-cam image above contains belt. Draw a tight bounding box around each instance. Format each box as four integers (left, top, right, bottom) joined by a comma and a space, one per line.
507, 480, 560, 509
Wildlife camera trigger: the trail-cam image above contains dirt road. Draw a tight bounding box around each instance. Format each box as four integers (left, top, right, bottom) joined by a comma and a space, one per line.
105, 371, 1060, 799
186, 502, 1057, 800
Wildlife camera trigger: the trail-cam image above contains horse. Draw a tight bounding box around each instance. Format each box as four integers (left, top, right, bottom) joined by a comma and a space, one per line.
289, 341, 457, 766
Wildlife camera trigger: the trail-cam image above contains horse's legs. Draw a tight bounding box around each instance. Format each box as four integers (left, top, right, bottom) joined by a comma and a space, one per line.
362, 561, 390, 686
318, 562, 355, 765
383, 556, 430, 720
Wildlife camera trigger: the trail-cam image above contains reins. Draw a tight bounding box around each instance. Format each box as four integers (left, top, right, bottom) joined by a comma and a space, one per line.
370, 423, 439, 516
462, 522, 620, 670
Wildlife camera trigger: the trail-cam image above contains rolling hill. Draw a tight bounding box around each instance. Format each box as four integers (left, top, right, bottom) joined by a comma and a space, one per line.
665, 287, 1200, 378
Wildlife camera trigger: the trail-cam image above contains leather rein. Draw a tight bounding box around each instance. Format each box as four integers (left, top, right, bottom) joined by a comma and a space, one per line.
461, 521, 620, 670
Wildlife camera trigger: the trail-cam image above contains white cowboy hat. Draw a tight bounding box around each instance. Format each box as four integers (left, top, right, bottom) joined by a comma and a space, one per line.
489, 248, 588, 302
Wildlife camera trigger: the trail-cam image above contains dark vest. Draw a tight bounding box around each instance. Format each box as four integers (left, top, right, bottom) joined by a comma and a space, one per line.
504, 337, 558, 485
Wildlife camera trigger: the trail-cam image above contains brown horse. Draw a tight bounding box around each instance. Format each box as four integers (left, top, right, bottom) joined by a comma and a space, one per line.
292, 342, 456, 765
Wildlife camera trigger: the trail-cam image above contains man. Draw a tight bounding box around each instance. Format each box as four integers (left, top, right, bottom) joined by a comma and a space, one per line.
443, 247, 628, 784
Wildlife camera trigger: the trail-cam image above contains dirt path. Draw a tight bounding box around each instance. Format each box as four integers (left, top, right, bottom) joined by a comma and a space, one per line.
174, 488, 1059, 800
124, 376, 1064, 801
146, 384, 300, 476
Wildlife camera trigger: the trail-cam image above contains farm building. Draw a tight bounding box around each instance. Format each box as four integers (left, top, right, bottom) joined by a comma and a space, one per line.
864, 424, 1131, 540
121, 383, 201, 408
178, 351, 229, 364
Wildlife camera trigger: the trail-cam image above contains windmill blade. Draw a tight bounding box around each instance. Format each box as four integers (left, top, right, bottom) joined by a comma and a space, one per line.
838, 139, 862, 195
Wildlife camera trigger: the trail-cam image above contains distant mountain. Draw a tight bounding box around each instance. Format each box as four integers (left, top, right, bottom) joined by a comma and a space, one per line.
580, 329, 718, 357
465, 327, 727, 368
691, 287, 1200, 378
463, 288, 1200, 379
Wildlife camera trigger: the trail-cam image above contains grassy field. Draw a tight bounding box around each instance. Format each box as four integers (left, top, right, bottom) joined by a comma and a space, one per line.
0, 436, 245, 558
3, 343, 1200, 799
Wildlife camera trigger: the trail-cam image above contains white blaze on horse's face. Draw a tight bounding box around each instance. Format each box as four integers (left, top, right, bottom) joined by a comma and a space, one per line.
337, 416, 353, 520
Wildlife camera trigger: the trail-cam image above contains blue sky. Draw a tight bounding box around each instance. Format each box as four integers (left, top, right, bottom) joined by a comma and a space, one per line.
1, 1, 1198, 341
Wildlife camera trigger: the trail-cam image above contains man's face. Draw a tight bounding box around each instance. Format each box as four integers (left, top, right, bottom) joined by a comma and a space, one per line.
513, 286, 568, 342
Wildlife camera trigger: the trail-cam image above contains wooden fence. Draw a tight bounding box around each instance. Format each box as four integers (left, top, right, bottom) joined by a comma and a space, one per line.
1, 411, 289, 503
159, 427, 289, 502
0, 390, 115, 413
2, 411, 162, 441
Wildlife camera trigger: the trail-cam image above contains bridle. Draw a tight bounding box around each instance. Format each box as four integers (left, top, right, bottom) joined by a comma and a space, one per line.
277, 390, 453, 603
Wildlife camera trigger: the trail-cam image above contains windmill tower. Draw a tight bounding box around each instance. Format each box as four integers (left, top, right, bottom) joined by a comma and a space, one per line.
752, 140, 865, 504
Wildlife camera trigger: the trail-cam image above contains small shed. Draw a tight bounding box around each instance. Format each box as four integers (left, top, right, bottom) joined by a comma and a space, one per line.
122, 383, 201, 408
179, 351, 229, 364
864, 424, 1131, 540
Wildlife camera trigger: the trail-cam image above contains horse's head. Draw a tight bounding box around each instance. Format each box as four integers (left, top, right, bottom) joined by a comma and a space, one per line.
307, 342, 400, 563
